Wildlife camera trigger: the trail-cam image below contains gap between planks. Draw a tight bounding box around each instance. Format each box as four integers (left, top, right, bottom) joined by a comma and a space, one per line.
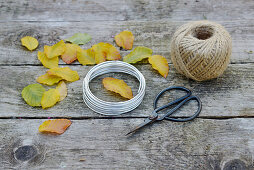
1, 115, 254, 120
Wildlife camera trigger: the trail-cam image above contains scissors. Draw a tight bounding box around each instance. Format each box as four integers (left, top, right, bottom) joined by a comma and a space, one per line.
126, 86, 202, 136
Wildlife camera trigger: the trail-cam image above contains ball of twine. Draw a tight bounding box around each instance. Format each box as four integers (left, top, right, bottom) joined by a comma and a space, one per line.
170, 20, 232, 81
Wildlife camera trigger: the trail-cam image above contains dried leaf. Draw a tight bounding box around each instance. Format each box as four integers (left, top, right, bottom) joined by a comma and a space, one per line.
37, 73, 62, 86
123, 46, 153, 63
102, 77, 133, 99
105, 43, 121, 61
65, 33, 91, 45
77, 48, 96, 65
91, 42, 121, 64
61, 44, 80, 64
21, 84, 45, 106
114, 31, 134, 50
39, 119, 72, 134
44, 40, 66, 59
56, 81, 67, 101
47, 67, 79, 82
21, 36, 39, 51
41, 89, 60, 109
91, 43, 106, 64
148, 55, 169, 78
38, 51, 58, 68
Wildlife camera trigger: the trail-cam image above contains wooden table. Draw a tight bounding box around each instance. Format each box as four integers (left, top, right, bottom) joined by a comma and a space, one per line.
0, 0, 254, 169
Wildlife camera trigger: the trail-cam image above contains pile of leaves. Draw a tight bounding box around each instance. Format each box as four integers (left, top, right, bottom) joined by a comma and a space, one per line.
21, 30, 169, 134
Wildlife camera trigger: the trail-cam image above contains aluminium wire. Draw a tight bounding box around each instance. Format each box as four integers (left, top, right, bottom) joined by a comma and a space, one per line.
83, 61, 146, 115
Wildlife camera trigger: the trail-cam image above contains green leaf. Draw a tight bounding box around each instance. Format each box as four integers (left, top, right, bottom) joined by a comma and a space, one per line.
123, 46, 153, 63
21, 84, 45, 106
65, 33, 92, 45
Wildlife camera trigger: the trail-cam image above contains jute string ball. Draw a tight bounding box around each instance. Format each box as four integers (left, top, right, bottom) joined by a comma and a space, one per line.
170, 20, 232, 81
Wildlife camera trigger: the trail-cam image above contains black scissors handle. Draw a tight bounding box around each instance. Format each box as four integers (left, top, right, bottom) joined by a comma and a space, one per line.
154, 86, 201, 121
163, 95, 202, 122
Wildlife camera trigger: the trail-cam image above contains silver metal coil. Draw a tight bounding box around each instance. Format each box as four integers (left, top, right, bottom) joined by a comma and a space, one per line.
83, 61, 146, 115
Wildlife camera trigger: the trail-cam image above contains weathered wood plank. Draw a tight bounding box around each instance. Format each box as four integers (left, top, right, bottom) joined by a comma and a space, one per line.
1, 0, 254, 21
0, 20, 254, 65
0, 64, 253, 118
1, 118, 254, 169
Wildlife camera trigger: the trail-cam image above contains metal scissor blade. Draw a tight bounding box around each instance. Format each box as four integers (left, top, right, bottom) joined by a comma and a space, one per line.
125, 117, 157, 136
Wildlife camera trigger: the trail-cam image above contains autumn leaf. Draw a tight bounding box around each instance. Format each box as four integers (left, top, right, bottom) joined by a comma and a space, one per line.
102, 77, 133, 99
65, 33, 91, 45
91, 42, 121, 64
56, 81, 67, 101
44, 40, 66, 59
114, 31, 134, 50
123, 46, 153, 63
77, 48, 96, 65
38, 51, 58, 69
47, 67, 79, 82
148, 55, 169, 78
39, 119, 72, 134
91, 43, 106, 64
61, 44, 80, 64
37, 73, 62, 86
22, 84, 45, 106
41, 89, 60, 109
21, 36, 39, 51
105, 43, 121, 60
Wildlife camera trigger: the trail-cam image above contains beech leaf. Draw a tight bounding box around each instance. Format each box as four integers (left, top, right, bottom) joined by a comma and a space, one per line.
21, 84, 45, 106
44, 40, 66, 59
77, 48, 96, 65
38, 51, 58, 68
65, 33, 91, 45
114, 31, 134, 50
41, 89, 60, 109
102, 77, 133, 99
56, 81, 67, 101
61, 44, 80, 64
21, 36, 39, 51
123, 46, 153, 63
91, 42, 121, 64
37, 73, 62, 86
148, 55, 169, 78
47, 67, 79, 82
39, 119, 72, 134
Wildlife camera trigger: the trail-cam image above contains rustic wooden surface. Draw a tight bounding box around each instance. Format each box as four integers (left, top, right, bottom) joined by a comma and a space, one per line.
0, 0, 254, 169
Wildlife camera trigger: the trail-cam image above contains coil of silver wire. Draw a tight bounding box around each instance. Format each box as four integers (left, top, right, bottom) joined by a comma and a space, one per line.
83, 61, 146, 115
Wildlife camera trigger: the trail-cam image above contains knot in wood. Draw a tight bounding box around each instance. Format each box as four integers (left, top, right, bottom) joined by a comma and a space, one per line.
223, 159, 247, 170
14, 145, 38, 162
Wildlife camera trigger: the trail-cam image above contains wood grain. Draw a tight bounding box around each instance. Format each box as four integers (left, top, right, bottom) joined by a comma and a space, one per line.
1, 0, 254, 21
0, 21, 253, 65
0, 64, 253, 118
1, 118, 254, 169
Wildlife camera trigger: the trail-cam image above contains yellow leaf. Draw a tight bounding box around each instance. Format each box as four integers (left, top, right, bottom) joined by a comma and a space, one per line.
61, 43, 79, 64
105, 43, 121, 61
91, 42, 121, 64
37, 73, 62, 86
44, 40, 66, 59
21, 36, 39, 51
39, 119, 72, 134
102, 77, 133, 99
148, 55, 169, 78
123, 46, 153, 63
91, 43, 106, 64
38, 51, 58, 69
47, 67, 79, 82
41, 89, 60, 109
77, 48, 96, 65
56, 81, 67, 101
114, 31, 134, 50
